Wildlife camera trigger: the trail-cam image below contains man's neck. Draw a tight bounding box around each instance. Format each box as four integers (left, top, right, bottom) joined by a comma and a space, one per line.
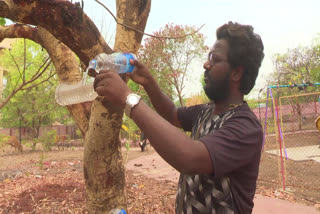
212, 96, 244, 115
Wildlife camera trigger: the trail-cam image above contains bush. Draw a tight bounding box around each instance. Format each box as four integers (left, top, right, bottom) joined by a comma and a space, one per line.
40, 130, 57, 152
76, 128, 82, 139
0, 134, 10, 148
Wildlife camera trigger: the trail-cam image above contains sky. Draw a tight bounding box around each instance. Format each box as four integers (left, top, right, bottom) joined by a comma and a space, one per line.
82, 0, 320, 98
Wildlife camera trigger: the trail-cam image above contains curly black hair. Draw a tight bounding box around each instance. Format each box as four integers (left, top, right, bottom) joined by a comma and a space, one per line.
216, 21, 264, 94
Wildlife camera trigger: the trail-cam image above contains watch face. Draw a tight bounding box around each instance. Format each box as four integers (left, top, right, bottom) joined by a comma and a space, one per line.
128, 95, 139, 105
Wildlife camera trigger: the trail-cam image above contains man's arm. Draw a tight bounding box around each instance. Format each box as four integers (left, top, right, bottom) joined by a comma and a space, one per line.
130, 99, 213, 175
127, 60, 181, 127
94, 70, 213, 175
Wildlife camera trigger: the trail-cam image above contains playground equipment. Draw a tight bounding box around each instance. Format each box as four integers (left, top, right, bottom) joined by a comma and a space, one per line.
316, 116, 320, 132
264, 82, 320, 190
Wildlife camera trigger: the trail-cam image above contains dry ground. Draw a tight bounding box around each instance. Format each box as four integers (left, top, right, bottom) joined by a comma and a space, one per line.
0, 145, 177, 213
0, 143, 319, 213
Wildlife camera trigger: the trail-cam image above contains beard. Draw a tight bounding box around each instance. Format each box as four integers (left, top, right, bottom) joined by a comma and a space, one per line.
203, 70, 231, 102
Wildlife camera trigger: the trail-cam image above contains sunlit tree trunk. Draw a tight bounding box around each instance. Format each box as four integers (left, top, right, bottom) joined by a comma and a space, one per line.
84, 0, 151, 212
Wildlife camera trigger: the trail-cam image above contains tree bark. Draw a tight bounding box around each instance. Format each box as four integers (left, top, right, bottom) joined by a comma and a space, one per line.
0, 0, 151, 212
0, 0, 112, 64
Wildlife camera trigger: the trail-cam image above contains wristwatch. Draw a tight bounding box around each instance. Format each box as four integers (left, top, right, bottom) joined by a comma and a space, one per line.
125, 93, 141, 118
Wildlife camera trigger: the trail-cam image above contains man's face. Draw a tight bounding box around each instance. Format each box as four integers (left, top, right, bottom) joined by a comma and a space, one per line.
203, 39, 232, 102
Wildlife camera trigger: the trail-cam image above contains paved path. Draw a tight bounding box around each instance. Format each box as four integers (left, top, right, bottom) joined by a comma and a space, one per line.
253, 194, 319, 214
127, 151, 320, 214
266, 145, 320, 163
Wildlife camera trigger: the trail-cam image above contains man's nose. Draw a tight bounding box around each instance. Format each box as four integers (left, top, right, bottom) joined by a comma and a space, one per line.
203, 60, 211, 70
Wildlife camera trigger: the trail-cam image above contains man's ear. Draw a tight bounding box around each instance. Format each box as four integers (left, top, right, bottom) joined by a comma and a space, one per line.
232, 66, 244, 82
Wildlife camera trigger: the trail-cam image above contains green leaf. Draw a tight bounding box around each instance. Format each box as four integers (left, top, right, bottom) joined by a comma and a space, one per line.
0, 17, 5, 26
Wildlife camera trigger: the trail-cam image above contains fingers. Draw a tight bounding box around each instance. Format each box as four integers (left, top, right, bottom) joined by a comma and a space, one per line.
95, 85, 106, 95
129, 59, 144, 75
87, 68, 98, 77
93, 70, 124, 92
129, 59, 137, 66
93, 72, 110, 91
130, 59, 143, 68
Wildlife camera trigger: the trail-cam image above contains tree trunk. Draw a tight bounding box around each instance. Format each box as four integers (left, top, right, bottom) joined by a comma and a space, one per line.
0, 0, 151, 212
84, 0, 151, 212
36, 27, 91, 137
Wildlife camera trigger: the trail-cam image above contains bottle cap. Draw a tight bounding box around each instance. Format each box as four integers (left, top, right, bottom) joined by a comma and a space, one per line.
124, 53, 135, 73
89, 59, 97, 69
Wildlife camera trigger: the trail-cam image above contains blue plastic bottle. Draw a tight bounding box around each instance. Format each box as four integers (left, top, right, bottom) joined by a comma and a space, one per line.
88, 52, 136, 74
108, 208, 127, 214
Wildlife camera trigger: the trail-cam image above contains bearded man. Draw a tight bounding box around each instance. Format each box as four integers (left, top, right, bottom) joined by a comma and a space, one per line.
94, 21, 265, 214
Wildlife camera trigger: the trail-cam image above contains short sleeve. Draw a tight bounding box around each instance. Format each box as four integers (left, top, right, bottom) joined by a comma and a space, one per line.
177, 104, 207, 132
199, 112, 263, 178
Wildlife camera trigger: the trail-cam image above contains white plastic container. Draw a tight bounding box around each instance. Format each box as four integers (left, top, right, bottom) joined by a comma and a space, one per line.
55, 53, 136, 106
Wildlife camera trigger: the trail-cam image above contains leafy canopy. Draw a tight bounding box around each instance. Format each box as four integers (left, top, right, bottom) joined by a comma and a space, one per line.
267, 42, 320, 99
136, 23, 208, 107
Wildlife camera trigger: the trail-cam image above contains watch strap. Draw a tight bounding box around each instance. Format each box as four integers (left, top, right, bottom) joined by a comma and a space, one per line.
124, 103, 131, 118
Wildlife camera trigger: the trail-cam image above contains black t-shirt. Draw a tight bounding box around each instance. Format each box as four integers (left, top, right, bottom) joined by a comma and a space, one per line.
177, 102, 263, 214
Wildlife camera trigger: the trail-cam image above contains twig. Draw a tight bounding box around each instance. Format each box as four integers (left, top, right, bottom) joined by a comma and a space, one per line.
21, 71, 55, 91
23, 38, 26, 82
30, 193, 36, 203
8, 49, 22, 90
0, 58, 52, 109
94, 0, 205, 40
30, 57, 51, 80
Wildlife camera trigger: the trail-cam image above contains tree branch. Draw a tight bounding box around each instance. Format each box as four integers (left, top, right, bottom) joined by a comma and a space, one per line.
0, 58, 52, 109
30, 59, 52, 81
95, 0, 205, 40
0, 0, 112, 65
0, 81, 23, 109
22, 70, 55, 91
0, 24, 41, 43
8, 49, 22, 90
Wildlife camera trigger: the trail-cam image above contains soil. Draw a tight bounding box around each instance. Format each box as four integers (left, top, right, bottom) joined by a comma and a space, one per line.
0, 145, 177, 213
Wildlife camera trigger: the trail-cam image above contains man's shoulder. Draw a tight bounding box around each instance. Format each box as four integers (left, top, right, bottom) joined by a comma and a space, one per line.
182, 103, 211, 110
178, 103, 211, 116
235, 102, 260, 121
226, 102, 263, 133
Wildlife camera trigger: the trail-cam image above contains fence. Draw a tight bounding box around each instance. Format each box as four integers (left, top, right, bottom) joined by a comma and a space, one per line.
0, 125, 81, 141
248, 92, 320, 202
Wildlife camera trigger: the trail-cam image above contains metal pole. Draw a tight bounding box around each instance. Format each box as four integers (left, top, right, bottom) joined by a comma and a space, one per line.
268, 82, 320, 89
258, 89, 263, 123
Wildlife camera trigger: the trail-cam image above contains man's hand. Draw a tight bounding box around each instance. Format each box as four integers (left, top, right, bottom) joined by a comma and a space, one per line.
94, 70, 132, 108
127, 60, 153, 87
